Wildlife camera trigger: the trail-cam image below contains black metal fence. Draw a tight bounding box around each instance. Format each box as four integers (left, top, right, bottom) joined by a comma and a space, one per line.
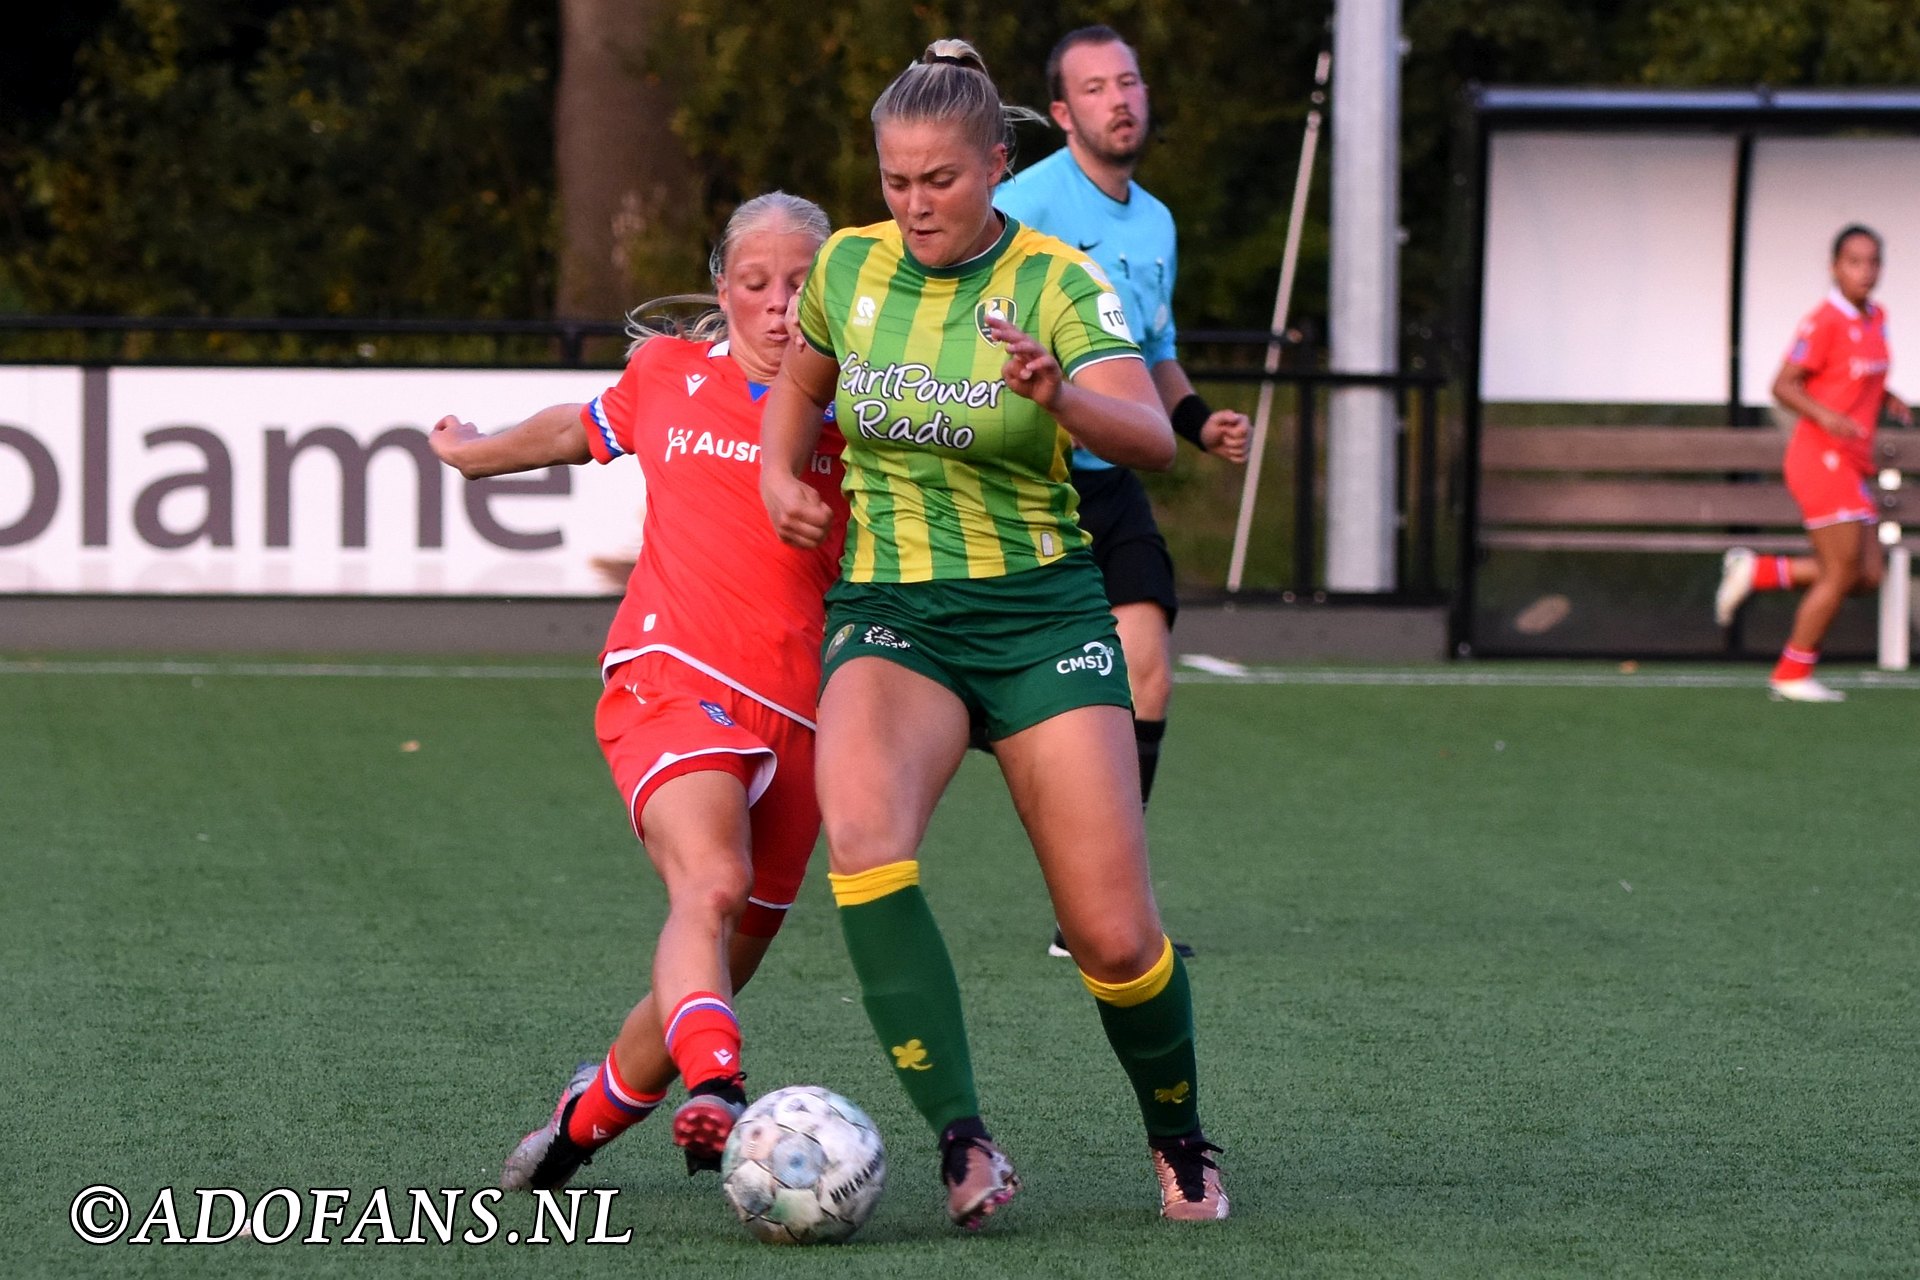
1185, 336, 1449, 599
0, 313, 628, 367
0, 315, 1454, 600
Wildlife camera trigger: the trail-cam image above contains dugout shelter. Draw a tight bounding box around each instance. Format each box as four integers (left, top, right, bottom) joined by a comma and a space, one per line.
1456, 86, 1920, 659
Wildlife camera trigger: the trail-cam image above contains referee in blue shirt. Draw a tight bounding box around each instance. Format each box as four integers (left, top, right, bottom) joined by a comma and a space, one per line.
997, 25, 1250, 959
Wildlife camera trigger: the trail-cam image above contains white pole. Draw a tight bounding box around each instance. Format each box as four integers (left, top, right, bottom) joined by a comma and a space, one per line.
1227, 52, 1330, 594
1324, 0, 1402, 592
1879, 536, 1910, 672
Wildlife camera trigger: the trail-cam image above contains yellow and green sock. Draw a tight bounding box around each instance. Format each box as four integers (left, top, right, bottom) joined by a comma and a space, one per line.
830, 861, 980, 1134
1082, 936, 1201, 1138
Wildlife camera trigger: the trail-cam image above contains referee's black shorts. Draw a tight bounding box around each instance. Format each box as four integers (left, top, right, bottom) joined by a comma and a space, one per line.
1071, 463, 1178, 627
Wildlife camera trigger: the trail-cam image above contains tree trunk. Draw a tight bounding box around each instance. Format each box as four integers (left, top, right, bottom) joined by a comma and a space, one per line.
553, 0, 692, 322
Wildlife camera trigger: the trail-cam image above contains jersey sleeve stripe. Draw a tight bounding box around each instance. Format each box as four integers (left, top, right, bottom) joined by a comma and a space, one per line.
587, 396, 625, 459
1062, 349, 1148, 379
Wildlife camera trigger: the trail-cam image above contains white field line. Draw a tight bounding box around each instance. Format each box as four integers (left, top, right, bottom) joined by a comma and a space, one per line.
1178, 653, 1251, 677
3, 658, 1919, 692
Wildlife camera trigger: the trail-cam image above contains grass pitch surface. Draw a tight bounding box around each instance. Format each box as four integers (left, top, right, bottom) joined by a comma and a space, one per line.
3, 659, 1917, 1277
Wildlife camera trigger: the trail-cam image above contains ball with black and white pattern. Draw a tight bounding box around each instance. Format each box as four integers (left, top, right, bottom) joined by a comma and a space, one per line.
719, 1085, 887, 1244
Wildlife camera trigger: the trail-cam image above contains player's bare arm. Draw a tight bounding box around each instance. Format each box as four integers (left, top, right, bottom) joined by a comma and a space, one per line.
429, 404, 593, 478
759, 339, 838, 549
986, 314, 1173, 471
1149, 360, 1249, 463
1771, 361, 1858, 438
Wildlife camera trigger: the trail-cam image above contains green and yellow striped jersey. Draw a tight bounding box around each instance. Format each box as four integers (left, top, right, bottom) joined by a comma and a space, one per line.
798, 215, 1142, 583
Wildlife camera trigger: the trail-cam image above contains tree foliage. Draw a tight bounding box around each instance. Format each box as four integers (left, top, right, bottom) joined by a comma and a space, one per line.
651, 0, 1329, 331
3, 0, 555, 318
4, 0, 1918, 353
1639, 0, 1920, 84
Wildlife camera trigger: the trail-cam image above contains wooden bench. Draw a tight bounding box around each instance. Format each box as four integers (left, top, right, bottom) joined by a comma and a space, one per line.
1477, 425, 1919, 664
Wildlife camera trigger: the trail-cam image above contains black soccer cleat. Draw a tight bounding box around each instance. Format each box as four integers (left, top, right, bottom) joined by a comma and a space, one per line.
501, 1061, 600, 1192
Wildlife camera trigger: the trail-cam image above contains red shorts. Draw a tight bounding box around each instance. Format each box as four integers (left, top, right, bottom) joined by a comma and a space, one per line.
595, 651, 819, 937
1784, 431, 1877, 530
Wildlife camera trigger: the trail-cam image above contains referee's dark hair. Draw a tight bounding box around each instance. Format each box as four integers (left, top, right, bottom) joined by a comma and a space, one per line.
1832, 224, 1883, 260
1045, 25, 1132, 103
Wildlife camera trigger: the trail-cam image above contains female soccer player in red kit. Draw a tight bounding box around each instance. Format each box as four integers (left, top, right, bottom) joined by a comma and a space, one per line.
427, 192, 847, 1183
1716, 225, 1911, 701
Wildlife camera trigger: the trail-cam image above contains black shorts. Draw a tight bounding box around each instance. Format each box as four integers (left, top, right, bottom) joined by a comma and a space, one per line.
1071, 464, 1178, 626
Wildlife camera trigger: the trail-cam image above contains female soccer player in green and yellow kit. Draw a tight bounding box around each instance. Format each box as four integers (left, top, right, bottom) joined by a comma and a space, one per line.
759, 39, 1227, 1228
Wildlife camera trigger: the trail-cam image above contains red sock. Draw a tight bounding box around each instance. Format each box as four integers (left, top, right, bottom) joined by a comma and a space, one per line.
1772, 645, 1818, 683
1753, 555, 1793, 591
663, 992, 741, 1089
564, 1049, 665, 1149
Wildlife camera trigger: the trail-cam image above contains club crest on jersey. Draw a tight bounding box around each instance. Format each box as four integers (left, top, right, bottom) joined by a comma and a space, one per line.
975, 296, 1018, 343
699, 700, 735, 727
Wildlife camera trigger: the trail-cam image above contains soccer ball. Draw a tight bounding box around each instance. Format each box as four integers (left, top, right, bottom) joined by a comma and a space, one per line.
720, 1085, 886, 1244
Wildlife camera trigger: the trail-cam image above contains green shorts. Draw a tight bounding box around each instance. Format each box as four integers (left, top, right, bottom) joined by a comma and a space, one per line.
820, 553, 1131, 742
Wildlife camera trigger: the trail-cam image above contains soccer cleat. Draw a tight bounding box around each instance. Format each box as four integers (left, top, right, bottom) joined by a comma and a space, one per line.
1714, 547, 1757, 626
1769, 676, 1846, 703
1149, 1131, 1229, 1221
672, 1075, 746, 1175
940, 1124, 1019, 1229
501, 1060, 599, 1192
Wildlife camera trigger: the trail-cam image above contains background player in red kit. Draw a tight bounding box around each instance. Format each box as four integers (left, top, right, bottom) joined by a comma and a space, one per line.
1715, 224, 1911, 701
427, 192, 846, 1182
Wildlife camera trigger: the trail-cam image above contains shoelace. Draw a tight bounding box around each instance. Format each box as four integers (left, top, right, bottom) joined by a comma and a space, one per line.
1155, 1138, 1222, 1201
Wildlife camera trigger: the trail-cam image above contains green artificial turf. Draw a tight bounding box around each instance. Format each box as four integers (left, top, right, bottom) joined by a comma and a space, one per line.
2, 662, 1916, 1277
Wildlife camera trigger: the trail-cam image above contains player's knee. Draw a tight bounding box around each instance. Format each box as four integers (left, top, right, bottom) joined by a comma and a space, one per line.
1068, 921, 1166, 985
1858, 558, 1885, 592
821, 806, 915, 873
670, 861, 752, 924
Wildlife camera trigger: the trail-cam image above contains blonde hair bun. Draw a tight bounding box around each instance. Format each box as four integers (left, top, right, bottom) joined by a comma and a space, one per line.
875, 37, 1041, 157
922, 39, 988, 75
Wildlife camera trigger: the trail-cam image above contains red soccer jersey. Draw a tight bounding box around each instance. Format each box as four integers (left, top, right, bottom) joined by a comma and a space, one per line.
1785, 289, 1892, 474
582, 336, 847, 726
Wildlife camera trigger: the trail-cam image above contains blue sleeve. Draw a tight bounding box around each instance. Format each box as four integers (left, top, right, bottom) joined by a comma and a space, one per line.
992, 175, 1043, 226
1139, 316, 1177, 366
